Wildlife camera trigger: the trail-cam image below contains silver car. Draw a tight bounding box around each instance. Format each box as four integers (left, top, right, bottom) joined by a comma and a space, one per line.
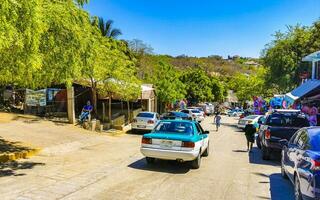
131, 112, 159, 133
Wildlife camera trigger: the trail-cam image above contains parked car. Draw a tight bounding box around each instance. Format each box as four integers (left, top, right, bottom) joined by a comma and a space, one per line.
198, 103, 214, 116
180, 109, 204, 122
161, 111, 192, 121
227, 109, 244, 117
131, 112, 160, 133
188, 107, 205, 117
237, 115, 263, 130
140, 120, 210, 169
281, 127, 320, 200
257, 109, 309, 160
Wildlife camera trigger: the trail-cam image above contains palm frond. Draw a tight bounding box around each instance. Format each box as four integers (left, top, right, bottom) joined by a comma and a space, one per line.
105, 20, 114, 37
110, 29, 122, 38
98, 17, 106, 36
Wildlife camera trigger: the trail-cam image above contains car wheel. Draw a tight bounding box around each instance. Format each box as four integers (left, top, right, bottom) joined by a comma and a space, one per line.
191, 152, 201, 169
256, 136, 261, 149
145, 157, 155, 164
281, 152, 288, 179
262, 145, 270, 160
203, 143, 209, 157
294, 175, 302, 200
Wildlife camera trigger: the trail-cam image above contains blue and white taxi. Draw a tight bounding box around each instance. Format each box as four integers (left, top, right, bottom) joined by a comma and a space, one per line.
140, 120, 210, 169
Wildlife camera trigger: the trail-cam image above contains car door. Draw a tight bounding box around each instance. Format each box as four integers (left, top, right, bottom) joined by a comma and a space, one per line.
195, 123, 208, 153
286, 130, 302, 180
295, 131, 311, 195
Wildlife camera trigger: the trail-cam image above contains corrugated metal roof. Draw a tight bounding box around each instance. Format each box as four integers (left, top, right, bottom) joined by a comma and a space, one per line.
285, 80, 320, 102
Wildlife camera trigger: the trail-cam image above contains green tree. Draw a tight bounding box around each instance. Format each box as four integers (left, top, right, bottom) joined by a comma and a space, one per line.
262, 22, 320, 92
228, 68, 269, 101
180, 68, 213, 103
150, 62, 186, 110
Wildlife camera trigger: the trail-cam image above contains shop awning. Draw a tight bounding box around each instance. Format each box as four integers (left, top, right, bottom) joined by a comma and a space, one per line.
285, 80, 320, 104
302, 51, 320, 62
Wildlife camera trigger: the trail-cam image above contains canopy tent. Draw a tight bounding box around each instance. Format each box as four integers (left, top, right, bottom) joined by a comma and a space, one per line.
302, 51, 320, 62
285, 80, 320, 104
302, 51, 320, 79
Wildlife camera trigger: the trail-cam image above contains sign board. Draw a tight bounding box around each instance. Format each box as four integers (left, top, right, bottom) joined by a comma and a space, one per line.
25, 89, 47, 106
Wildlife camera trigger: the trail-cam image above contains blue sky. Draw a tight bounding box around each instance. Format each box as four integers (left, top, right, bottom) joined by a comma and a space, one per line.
84, 0, 320, 58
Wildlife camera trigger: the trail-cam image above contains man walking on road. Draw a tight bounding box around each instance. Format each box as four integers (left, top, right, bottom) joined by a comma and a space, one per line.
244, 124, 256, 152
214, 113, 222, 131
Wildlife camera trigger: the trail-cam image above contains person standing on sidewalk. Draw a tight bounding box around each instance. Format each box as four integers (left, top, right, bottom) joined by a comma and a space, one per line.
214, 113, 222, 131
244, 124, 256, 152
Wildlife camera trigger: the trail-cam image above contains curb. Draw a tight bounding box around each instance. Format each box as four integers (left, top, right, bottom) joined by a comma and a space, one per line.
0, 148, 41, 163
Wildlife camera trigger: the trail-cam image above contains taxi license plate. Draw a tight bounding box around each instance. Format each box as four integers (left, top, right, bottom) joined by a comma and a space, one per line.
160, 140, 173, 148
137, 125, 146, 128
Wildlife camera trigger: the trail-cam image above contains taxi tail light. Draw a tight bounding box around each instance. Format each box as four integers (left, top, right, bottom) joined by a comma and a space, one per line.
311, 160, 320, 171
181, 141, 195, 148
147, 120, 154, 124
265, 129, 271, 139
142, 138, 152, 144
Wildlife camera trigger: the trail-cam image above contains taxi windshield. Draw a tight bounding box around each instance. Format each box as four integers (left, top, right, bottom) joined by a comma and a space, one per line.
152, 121, 194, 135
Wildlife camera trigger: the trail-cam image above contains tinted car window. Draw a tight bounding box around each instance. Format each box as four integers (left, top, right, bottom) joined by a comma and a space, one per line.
137, 113, 154, 118
266, 114, 309, 127
181, 110, 189, 114
153, 121, 194, 135
191, 109, 200, 113
296, 131, 309, 149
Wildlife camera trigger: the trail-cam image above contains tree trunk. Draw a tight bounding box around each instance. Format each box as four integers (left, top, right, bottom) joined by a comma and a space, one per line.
127, 101, 130, 122
91, 86, 97, 118
108, 95, 112, 122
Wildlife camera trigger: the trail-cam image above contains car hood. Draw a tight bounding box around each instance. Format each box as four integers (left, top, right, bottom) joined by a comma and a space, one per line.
143, 132, 202, 142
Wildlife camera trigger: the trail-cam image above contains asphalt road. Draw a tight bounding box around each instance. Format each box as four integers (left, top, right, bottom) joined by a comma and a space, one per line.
0, 115, 294, 200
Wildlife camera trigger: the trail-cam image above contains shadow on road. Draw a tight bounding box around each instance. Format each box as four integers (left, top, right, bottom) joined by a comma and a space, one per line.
0, 137, 34, 154
269, 173, 294, 200
0, 161, 45, 177
248, 147, 280, 166
254, 172, 294, 200
128, 158, 190, 174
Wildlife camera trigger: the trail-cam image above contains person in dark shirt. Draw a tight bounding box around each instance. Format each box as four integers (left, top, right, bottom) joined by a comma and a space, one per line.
244, 124, 256, 152
214, 113, 222, 131
79, 101, 93, 123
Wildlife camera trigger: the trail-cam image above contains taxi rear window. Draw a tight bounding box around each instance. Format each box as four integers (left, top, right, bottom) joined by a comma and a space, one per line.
153, 121, 194, 135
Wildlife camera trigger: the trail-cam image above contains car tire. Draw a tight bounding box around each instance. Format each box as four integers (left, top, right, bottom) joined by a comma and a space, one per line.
256, 136, 261, 149
203, 143, 209, 157
145, 157, 155, 164
191, 152, 201, 169
281, 152, 288, 179
262, 145, 270, 160
294, 175, 302, 200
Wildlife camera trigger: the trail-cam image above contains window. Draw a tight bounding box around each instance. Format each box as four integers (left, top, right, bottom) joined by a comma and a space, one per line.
296, 131, 310, 149
289, 130, 301, 145
266, 114, 309, 127
137, 113, 154, 118
181, 110, 189, 114
153, 121, 194, 135
195, 123, 202, 134
245, 115, 259, 120
191, 109, 200, 113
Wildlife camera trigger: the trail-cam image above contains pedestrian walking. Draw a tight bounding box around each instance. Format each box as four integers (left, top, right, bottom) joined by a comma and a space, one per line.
214, 113, 222, 131
244, 124, 256, 152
